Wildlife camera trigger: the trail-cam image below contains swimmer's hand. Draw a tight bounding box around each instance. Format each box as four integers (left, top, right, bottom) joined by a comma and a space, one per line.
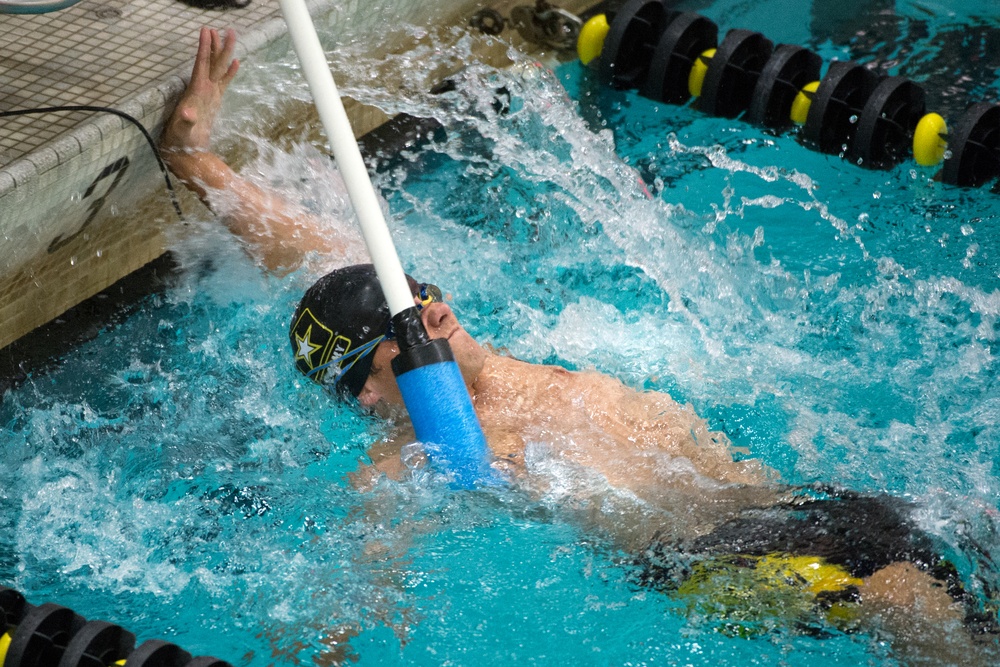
158, 26, 350, 274
162, 27, 239, 153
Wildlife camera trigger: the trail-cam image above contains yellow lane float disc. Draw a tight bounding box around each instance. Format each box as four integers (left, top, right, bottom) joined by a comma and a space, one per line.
688, 48, 716, 98
790, 80, 820, 125
577, 14, 610, 65
913, 112, 948, 166
0, 631, 11, 665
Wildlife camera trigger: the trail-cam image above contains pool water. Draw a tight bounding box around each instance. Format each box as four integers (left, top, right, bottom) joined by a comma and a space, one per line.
3, 1, 1000, 664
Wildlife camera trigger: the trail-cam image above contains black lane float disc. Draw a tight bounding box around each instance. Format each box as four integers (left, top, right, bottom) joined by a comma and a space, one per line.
185, 658, 235, 667
942, 103, 1000, 188
124, 639, 193, 667
598, 0, 676, 90
746, 44, 822, 130
5, 603, 86, 667
699, 29, 774, 119
803, 61, 881, 155
0, 587, 28, 630
641, 11, 717, 104
848, 77, 926, 169
57, 620, 135, 667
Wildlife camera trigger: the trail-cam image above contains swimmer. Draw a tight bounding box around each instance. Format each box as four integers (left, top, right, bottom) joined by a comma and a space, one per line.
161, 27, 998, 666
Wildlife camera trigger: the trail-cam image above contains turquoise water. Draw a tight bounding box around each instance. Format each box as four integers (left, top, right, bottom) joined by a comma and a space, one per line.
3, 1, 1000, 664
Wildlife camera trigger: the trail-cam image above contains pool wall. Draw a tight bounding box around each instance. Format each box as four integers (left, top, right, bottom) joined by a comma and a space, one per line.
0, 0, 597, 353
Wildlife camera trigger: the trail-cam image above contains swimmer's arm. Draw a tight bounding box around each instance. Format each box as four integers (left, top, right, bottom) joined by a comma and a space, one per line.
348, 433, 422, 491
162, 149, 343, 272
161, 27, 345, 273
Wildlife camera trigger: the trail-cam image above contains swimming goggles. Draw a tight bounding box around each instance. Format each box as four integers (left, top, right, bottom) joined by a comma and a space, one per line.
305, 282, 443, 384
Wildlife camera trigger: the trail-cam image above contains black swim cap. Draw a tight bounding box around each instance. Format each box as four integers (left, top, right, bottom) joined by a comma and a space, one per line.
289, 264, 422, 397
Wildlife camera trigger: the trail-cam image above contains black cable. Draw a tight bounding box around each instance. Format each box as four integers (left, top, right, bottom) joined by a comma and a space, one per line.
0, 105, 185, 219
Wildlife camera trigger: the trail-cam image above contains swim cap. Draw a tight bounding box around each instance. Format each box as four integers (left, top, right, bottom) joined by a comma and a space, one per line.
289, 264, 432, 397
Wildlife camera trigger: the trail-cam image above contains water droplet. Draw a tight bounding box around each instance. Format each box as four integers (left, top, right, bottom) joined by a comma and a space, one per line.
961, 225, 974, 236
70, 192, 81, 203
909, 169, 917, 179
872, 191, 881, 199
849, 115, 859, 124
69, 256, 77, 266
943, 150, 953, 160
96, 249, 103, 258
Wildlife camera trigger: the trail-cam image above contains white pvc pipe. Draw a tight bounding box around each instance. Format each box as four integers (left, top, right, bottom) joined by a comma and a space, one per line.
278, 0, 414, 317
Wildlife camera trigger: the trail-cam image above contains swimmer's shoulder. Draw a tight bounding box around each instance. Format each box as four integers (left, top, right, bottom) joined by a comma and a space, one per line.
488, 346, 576, 375
475, 353, 578, 405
